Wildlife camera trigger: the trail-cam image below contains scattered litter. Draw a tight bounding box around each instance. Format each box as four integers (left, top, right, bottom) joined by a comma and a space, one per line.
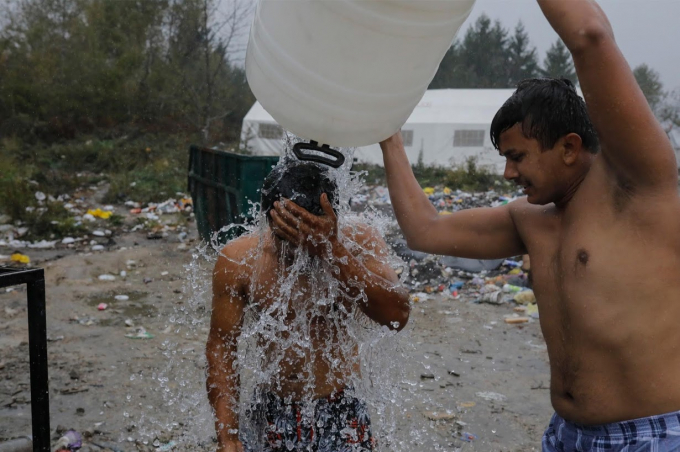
92, 245, 105, 251
114, 295, 129, 301
161, 271, 169, 276
92, 230, 106, 237
87, 208, 112, 219
448, 370, 460, 377
514, 290, 536, 305
125, 327, 154, 339
54, 429, 82, 451
10, 253, 30, 264
98, 274, 116, 281
420, 373, 435, 379
476, 391, 506, 402
47, 335, 64, 342
459, 432, 478, 443
458, 402, 476, 408
504, 316, 530, 325
62, 237, 75, 244
423, 411, 456, 421
124, 319, 134, 327
97, 303, 108, 311
120, 271, 127, 278
158, 441, 177, 451
526, 303, 539, 318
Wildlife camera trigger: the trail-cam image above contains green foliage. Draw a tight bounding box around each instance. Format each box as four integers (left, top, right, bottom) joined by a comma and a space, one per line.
0, 0, 254, 145
432, 16, 587, 89
354, 159, 511, 193
431, 14, 516, 89
541, 39, 577, 84
507, 22, 540, 86
634, 64, 664, 112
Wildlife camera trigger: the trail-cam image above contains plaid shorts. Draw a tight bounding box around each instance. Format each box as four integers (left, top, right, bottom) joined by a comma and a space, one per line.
241, 388, 374, 452
543, 410, 680, 451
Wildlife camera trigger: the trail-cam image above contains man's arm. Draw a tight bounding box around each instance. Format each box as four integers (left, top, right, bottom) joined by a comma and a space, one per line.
537, 0, 677, 189
206, 245, 247, 452
331, 224, 410, 331
380, 132, 526, 259
270, 194, 410, 331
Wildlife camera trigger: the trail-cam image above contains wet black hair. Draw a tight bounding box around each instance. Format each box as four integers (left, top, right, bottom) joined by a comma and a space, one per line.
260, 161, 337, 219
490, 78, 599, 153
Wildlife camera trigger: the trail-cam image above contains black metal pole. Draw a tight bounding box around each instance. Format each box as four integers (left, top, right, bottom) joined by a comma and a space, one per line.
26, 270, 49, 452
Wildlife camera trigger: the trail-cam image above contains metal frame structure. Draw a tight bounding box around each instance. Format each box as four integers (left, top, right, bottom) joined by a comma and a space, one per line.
0, 267, 49, 452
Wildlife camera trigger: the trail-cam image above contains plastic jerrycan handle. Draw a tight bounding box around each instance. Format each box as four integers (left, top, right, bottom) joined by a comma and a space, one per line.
292, 141, 346, 168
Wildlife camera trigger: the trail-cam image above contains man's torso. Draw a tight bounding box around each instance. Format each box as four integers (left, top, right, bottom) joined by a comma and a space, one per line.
512, 157, 680, 424
236, 234, 360, 400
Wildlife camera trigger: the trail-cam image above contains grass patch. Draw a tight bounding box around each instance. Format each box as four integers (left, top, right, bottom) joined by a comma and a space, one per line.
0, 131, 216, 238
354, 157, 513, 192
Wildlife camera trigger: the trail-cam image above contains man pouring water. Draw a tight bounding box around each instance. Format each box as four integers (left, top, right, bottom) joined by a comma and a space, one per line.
206, 161, 410, 452
381, 0, 680, 449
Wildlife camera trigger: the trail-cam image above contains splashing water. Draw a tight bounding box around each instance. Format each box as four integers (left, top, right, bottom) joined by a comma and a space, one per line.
127, 137, 460, 451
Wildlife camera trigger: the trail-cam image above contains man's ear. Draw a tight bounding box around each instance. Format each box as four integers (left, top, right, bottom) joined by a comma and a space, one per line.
561, 133, 583, 166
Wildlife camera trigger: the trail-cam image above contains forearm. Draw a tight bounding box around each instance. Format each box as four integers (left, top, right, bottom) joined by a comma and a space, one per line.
380, 133, 439, 249
206, 342, 240, 445
330, 239, 409, 330
536, 0, 613, 52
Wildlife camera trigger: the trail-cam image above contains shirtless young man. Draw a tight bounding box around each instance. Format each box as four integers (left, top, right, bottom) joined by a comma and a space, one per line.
206, 161, 410, 452
381, 0, 680, 449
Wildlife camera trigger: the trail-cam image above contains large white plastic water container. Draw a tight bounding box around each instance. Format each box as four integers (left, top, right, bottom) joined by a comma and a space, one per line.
246, 0, 475, 148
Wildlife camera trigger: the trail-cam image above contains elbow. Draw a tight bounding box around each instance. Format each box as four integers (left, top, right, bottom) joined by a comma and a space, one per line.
389, 291, 411, 332
569, 22, 612, 55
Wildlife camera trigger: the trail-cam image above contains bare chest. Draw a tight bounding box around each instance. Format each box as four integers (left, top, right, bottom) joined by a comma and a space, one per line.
245, 258, 348, 324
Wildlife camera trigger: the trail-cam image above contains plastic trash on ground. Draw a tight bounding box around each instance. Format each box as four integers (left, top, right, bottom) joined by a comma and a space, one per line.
10, 253, 30, 264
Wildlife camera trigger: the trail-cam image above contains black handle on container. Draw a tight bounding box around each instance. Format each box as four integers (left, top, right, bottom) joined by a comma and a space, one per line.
292, 141, 345, 168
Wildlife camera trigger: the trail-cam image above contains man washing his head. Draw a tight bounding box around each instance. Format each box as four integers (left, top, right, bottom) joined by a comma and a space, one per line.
206, 161, 410, 452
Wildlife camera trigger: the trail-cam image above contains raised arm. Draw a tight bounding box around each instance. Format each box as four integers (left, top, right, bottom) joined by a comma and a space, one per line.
332, 223, 410, 331
270, 194, 410, 331
206, 245, 247, 452
537, 0, 677, 189
380, 132, 526, 259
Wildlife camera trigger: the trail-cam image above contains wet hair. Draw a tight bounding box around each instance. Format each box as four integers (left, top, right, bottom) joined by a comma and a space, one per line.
260, 161, 337, 219
490, 78, 599, 153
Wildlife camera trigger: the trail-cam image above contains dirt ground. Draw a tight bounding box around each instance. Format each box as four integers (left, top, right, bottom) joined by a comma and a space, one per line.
0, 222, 553, 451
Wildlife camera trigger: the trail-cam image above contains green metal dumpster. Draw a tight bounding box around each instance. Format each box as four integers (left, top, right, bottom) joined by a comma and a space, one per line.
188, 145, 279, 243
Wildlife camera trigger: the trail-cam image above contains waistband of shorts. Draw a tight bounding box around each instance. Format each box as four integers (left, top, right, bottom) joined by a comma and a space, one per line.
264, 386, 353, 405
555, 410, 680, 437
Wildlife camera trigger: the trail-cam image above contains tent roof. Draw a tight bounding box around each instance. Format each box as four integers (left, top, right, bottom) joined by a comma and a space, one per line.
405, 89, 514, 124
243, 87, 586, 126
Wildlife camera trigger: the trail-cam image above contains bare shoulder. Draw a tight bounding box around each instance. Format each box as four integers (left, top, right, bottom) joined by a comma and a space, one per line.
213, 233, 261, 292
507, 197, 554, 225
340, 221, 388, 253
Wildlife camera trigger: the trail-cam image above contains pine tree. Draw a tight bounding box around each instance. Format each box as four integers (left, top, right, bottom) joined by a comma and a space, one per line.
633, 64, 664, 112
541, 39, 577, 84
506, 21, 539, 86
429, 14, 510, 89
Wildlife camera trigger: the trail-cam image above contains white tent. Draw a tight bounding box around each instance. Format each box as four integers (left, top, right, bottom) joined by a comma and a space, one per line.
242, 88, 611, 174
240, 89, 514, 173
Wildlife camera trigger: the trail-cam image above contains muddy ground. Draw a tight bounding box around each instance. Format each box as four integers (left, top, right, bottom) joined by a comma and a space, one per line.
0, 218, 552, 451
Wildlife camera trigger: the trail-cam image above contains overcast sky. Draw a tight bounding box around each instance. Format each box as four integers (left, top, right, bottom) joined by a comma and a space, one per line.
464, 0, 680, 91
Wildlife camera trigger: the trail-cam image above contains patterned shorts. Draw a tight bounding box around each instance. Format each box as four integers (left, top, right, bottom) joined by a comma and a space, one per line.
543, 410, 680, 452
241, 388, 374, 452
